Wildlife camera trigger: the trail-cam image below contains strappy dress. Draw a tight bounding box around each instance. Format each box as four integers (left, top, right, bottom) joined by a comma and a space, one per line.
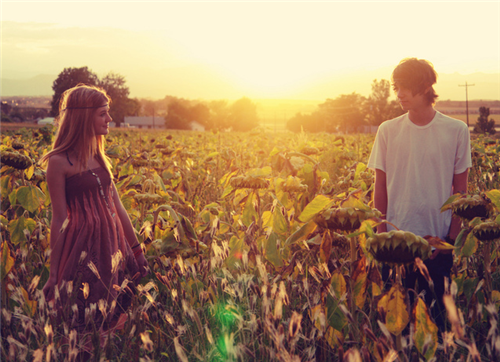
44, 166, 140, 328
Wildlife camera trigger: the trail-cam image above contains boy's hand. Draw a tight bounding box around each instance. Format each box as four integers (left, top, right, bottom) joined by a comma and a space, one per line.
424, 235, 454, 260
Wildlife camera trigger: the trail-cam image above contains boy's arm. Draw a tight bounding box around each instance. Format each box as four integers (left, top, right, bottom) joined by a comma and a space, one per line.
374, 169, 388, 233
448, 169, 469, 241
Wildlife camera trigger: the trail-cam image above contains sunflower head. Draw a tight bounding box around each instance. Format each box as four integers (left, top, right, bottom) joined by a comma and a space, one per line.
446, 194, 494, 221
12, 141, 25, 150
313, 207, 381, 232
1, 151, 33, 170
472, 221, 500, 242
366, 230, 432, 266
230, 176, 269, 189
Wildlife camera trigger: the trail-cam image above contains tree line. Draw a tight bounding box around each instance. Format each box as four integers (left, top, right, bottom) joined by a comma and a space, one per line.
287, 80, 405, 133
3, 66, 494, 134
46, 67, 260, 131
48, 67, 406, 133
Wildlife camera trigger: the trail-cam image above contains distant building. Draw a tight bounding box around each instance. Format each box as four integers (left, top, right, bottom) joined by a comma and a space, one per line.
190, 121, 205, 132
110, 117, 206, 131
116, 116, 166, 129
37, 117, 55, 125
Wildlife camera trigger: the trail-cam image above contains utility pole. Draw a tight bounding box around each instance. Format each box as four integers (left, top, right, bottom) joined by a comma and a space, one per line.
153, 106, 155, 129
458, 82, 475, 127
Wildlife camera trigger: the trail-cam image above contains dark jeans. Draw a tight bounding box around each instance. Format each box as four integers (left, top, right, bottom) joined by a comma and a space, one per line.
382, 252, 453, 331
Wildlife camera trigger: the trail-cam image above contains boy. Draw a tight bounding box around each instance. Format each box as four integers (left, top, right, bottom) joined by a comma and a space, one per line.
367, 58, 472, 329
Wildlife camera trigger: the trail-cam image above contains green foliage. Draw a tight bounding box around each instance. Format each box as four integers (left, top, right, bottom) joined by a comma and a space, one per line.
50, 66, 99, 116
474, 106, 496, 135
363, 79, 405, 126
286, 78, 405, 133
228, 97, 259, 132
50, 67, 136, 126
99, 72, 136, 126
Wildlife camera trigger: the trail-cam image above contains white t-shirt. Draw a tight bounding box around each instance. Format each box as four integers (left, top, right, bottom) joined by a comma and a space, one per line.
367, 111, 472, 239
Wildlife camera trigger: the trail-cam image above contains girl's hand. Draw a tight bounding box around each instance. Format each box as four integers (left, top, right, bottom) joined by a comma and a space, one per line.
42, 275, 57, 301
135, 252, 149, 277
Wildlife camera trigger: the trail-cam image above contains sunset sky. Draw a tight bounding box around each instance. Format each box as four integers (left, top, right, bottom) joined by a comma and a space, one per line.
1, 1, 500, 101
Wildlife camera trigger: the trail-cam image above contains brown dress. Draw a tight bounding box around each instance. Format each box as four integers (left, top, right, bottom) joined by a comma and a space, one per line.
44, 166, 140, 328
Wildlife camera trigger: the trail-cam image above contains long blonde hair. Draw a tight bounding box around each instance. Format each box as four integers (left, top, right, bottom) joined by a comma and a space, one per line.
40, 84, 113, 176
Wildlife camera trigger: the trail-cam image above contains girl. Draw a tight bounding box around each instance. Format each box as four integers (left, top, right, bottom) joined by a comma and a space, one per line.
40, 84, 148, 328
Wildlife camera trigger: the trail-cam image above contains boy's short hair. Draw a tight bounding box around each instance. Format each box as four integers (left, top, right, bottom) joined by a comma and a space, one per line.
391, 58, 439, 105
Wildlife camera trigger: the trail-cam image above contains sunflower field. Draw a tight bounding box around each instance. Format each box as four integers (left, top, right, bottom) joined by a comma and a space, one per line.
1, 125, 500, 361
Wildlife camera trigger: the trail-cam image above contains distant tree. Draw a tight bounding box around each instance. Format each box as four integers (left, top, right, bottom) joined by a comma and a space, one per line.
228, 97, 259, 132
364, 79, 405, 126
127, 98, 141, 117
50, 67, 99, 116
209, 100, 230, 130
286, 112, 322, 133
1, 102, 12, 115
318, 93, 366, 133
99, 72, 134, 127
142, 99, 158, 117
1, 114, 11, 123
165, 100, 193, 130
474, 106, 496, 135
9, 111, 25, 123
190, 103, 211, 128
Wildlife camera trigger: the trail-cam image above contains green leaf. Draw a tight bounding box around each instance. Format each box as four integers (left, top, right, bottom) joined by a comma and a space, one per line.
128, 174, 143, 186
413, 297, 438, 360
461, 231, 478, 257
241, 191, 258, 227
272, 206, 288, 235
486, 189, 500, 211
8, 216, 36, 245
440, 194, 460, 212
1, 241, 14, 281
24, 165, 34, 180
247, 166, 272, 177
118, 163, 134, 178
9, 189, 17, 206
264, 232, 283, 268
379, 284, 409, 335
154, 174, 167, 192
353, 162, 366, 182
463, 278, 478, 304
326, 292, 347, 332
203, 151, 220, 163
352, 257, 368, 309
330, 272, 347, 299
226, 235, 246, 269
298, 195, 333, 222
40, 181, 51, 206
0, 176, 11, 199
16, 185, 46, 213
284, 220, 317, 247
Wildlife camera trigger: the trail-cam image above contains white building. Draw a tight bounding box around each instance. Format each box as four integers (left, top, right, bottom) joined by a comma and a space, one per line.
37, 117, 55, 125
116, 116, 166, 129
190, 121, 205, 132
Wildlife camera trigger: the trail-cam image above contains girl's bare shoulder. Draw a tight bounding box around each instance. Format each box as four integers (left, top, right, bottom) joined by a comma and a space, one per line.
47, 153, 73, 177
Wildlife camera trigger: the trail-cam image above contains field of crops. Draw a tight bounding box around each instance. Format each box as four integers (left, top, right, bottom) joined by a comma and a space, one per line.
1, 125, 500, 361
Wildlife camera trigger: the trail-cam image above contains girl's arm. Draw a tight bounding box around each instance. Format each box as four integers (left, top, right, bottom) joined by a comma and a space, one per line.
111, 182, 149, 275
43, 155, 68, 298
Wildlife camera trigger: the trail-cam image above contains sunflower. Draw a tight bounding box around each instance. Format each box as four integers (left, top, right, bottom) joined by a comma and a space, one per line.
366, 230, 432, 266
313, 207, 381, 232
472, 221, 500, 242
